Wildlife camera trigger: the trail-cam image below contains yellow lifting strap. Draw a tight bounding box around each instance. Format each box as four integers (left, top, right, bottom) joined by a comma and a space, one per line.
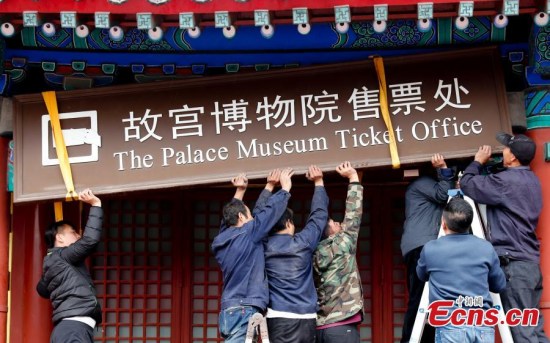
54, 201, 63, 221
42, 91, 78, 202
373, 57, 401, 169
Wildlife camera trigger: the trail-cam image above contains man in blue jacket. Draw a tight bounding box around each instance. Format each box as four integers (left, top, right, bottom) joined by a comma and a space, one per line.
417, 197, 506, 342
264, 165, 328, 343
36, 189, 103, 343
212, 168, 293, 343
460, 132, 549, 343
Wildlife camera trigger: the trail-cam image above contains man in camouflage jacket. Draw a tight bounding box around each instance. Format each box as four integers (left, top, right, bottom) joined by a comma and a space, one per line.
313, 161, 364, 343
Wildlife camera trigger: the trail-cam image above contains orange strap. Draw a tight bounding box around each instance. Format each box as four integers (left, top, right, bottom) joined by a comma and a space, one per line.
373, 57, 401, 169
42, 91, 78, 201
54, 201, 63, 221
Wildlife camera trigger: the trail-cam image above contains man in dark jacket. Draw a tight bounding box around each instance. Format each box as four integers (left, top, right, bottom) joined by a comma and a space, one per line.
212, 168, 293, 343
400, 154, 454, 343
460, 132, 549, 343
36, 188, 103, 343
264, 165, 328, 343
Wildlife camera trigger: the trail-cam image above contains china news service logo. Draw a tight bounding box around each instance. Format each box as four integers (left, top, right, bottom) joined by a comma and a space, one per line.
427, 296, 539, 327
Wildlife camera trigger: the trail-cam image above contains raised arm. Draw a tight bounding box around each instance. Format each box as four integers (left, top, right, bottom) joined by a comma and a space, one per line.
296, 165, 329, 249
306, 165, 325, 187
460, 146, 505, 206
248, 168, 294, 243
60, 189, 103, 264
279, 168, 293, 193
338, 162, 363, 235
253, 169, 281, 215
415, 154, 455, 203
219, 174, 248, 232
231, 173, 248, 201
338, 161, 359, 183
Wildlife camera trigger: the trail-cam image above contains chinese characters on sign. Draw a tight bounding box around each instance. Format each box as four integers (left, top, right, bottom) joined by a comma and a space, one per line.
122, 78, 470, 141
113, 78, 479, 171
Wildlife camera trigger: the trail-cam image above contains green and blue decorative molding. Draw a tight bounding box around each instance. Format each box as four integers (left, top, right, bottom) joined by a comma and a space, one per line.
525, 88, 550, 129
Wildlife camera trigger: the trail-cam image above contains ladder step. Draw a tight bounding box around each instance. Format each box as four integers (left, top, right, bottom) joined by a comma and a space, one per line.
245, 313, 269, 343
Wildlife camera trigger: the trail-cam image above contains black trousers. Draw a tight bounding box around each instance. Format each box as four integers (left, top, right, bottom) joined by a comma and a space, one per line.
500, 260, 550, 343
316, 324, 360, 343
51, 320, 94, 343
267, 317, 316, 343
401, 246, 435, 343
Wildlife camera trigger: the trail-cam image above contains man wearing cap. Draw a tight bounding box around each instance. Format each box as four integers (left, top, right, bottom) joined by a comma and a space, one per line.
460, 132, 549, 343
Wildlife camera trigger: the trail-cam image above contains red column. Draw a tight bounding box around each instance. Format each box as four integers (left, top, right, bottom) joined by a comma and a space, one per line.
9, 202, 52, 342
527, 128, 550, 335
0, 138, 9, 343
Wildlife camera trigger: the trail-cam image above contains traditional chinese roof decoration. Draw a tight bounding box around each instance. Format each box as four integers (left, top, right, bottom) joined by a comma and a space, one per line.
0, 0, 541, 16
2, 15, 525, 96
0, 0, 542, 40
1, 0, 543, 96
5, 17, 500, 51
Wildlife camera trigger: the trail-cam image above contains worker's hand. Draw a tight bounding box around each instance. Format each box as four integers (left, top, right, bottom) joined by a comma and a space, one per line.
78, 189, 101, 207
265, 169, 281, 192
280, 168, 294, 192
306, 165, 324, 186
336, 162, 359, 183
474, 145, 492, 165
231, 173, 248, 191
431, 153, 447, 169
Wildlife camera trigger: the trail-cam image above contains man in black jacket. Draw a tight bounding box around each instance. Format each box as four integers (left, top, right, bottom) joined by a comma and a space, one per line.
400, 154, 455, 343
37, 188, 103, 343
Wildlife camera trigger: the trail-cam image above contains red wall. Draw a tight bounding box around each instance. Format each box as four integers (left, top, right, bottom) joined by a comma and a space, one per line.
9, 203, 52, 343
528, 128, 550, 335
0, 138, 10, 343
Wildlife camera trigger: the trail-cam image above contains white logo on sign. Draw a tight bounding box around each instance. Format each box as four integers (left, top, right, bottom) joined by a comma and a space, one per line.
41, 110, 101, 166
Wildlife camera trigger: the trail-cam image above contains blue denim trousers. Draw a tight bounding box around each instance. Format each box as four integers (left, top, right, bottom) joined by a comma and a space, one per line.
218, 306, 260, 343
435, 326, 494, 343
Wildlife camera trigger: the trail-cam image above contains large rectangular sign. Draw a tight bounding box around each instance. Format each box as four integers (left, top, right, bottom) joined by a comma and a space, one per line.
14, 47, 510, 202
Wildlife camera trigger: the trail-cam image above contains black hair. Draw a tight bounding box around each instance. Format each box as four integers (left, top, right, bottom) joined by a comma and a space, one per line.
222, 199, 248, 227
442, 198, 473, 234
271, 208, 294, 234
418, 165, 438, 179
45, 220, 75, 249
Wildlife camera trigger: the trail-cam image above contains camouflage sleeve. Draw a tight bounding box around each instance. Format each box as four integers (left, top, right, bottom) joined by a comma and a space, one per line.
341, 183, 363, 237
